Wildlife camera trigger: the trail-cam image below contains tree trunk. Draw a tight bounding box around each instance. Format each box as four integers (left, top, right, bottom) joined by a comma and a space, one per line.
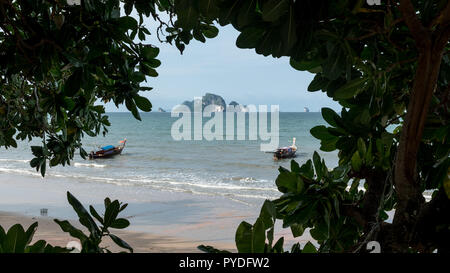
392, 42, 446, 252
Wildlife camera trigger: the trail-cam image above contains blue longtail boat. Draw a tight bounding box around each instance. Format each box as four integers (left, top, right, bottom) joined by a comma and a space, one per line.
88, 139, 126, 159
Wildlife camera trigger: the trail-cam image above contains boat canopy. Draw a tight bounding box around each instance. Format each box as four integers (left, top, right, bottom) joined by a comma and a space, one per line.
101, 145, 115, 151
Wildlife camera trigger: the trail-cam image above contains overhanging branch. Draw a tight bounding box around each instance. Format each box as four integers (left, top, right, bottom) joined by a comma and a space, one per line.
398, 0, 431, 49
429, 0, 450, 28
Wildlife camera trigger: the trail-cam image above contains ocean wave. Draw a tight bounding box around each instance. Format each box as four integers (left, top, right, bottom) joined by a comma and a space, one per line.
73, 162, 107, 168
159, 180, 278, 192
0, 167, 41, 177
223, 162, 273, 169
0, 164, 279, 201
0, 158, 30, 164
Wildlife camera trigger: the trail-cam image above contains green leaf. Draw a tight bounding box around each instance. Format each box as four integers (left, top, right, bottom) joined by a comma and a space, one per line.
283, 201, 317, 228
140, 63, 158, 77
145, 58, 161, 68
290, 224, 304, 237
313, 152, 322, 179
290, 160, 301, 173
302, 242, 318, 253
25, 222, 38, 245
63, 98, 75, 111
259, 200, 276, 229
357, 138, 367, 158
323, 44, 346, 80
109, 234, 133, 253
175, 0, 199, 29
30, 158, 40, 168
3, 224, 27, 253
218, 0, 241, 25
261, 0, 289, 22
54, 219, 88, 242
124, 2, 133, 15
110, 218, 130, 229
64, 70, 82, 96
125, 98, 141, 121
236, 27, 265, 49
198, 0, 220, 19
202, 25, 219, 38
290, 58, 322, 71
281, 5, 297, 52
334, 78, 366, 99
40, 159, 46, 177
444, 168, 450, 199
252, 218, 266, 253
117, 16, 138, 31
0, 225, 6, 243
142, 46, 160, 60
310, 221, 329, 241
193, 28, 206, 42
103, 200, 120, 228
119, 203, 128, 212
267, 226, 274, 247
133, 95, 152, 112
235, 221, 253, 253
89, 205, 104, 225
351, 151, 363, 172
272, 237, 284, 253
299, 160, 315, 179
235, 0, 257, 27
308, 74, 328, 91
104, 197, 111, 208
130, 72, 145, 83
321, 108, 340, 127
26, 240, 47, 253
290, 242, 301, 253
275, 169, 304, 194
66, 192, 100, 238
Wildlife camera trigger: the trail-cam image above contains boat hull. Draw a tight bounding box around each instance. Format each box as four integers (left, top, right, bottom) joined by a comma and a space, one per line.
273, 148, 296, 160
89, 147, 124, 159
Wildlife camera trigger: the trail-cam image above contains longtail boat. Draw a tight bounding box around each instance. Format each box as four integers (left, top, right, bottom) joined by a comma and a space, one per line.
89, 139, 126, 159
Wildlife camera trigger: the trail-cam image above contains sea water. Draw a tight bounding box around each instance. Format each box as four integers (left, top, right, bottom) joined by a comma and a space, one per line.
0, 112, 338, 205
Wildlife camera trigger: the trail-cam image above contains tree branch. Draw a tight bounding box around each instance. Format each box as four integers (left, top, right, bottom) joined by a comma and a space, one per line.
429, 0, 450, 28
342, 204, 367, 227
391, 0, 450, 252
397, 0, 431, 50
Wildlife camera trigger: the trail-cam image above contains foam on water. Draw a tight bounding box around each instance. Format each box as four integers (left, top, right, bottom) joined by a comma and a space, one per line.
0, 159, 30, 163
73, 162, 107, 168
0, 112, 337, 203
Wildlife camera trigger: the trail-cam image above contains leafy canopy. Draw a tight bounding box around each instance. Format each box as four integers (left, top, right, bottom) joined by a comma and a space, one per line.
170, 0, 450, 253
1, 0, 449, 253
0, 0, 218, 175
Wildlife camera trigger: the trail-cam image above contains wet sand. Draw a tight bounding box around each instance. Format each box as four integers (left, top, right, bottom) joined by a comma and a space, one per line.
0, 211, 234, 252
0, 173, 304, 252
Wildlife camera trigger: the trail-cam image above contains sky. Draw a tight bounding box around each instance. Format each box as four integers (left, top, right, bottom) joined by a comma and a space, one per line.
104, 22, 341, 113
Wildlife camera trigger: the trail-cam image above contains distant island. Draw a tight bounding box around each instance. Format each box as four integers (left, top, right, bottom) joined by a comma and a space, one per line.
179, 93, 248, 112
157, 107, 166, 112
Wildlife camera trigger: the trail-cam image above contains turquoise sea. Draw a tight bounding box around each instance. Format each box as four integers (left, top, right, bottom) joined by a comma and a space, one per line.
0, 112, 338, 206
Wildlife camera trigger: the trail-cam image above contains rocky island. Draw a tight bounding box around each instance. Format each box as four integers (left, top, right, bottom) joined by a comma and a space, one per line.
179, 93, 247, 112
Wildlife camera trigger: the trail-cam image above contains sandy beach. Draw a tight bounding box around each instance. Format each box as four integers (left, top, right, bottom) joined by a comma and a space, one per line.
0, 210, 232, 252
0, 173, 302, 253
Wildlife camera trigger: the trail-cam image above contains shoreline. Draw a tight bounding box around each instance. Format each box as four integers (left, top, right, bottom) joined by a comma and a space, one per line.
0, 173, 302, 252
0, 210, 234, 252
